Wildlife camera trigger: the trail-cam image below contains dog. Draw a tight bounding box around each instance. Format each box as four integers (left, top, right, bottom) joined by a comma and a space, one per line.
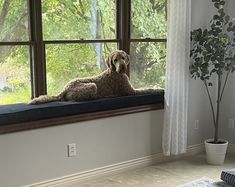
30, 50, 162, 104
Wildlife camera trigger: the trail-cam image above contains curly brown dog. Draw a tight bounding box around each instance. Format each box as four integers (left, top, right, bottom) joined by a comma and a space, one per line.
30, 50, 162, 104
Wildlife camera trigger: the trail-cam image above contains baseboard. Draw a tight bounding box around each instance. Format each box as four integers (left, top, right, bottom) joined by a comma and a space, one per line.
26, 144, 204, 187
183, 143, 205, 156
27, 155, 159, 187
228, 143, 235, 155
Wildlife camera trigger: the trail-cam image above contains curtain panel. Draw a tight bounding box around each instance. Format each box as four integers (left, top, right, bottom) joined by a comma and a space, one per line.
162, 0, 191, 155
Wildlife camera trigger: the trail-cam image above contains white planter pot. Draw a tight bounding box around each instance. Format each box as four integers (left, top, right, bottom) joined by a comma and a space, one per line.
205, 139, 228, 165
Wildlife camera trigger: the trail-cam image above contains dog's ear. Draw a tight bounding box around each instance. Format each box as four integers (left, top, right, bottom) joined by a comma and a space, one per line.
126, 54, 130, 65
105, 56, 111, 68
105, 53, 116, 71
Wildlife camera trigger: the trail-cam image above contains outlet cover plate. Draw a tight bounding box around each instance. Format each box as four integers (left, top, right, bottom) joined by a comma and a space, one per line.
194, 120, 199, 130
68, 143, 77, 157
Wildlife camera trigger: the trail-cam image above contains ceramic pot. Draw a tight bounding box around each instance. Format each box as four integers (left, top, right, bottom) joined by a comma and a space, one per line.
205, 139, 228, 165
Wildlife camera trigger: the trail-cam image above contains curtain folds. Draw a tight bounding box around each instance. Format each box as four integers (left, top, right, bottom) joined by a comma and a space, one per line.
162, 0, 191, 155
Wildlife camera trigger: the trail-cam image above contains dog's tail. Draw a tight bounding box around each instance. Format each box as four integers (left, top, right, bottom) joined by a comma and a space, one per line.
29, 94, 63, 105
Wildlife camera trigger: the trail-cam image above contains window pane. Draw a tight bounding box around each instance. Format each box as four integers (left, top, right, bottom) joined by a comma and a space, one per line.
42, 0, 116, 40
130, 42, 166, 89
0, 0, 29, 42
46, 43, 117, 95
0, 46, 31, 104
131, 0, 167, 39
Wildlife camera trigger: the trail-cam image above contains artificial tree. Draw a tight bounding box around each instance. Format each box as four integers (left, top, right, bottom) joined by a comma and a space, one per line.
190, 0, 235, 143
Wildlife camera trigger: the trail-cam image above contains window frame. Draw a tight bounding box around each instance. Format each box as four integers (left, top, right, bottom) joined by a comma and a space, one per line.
0, 0, 167, 100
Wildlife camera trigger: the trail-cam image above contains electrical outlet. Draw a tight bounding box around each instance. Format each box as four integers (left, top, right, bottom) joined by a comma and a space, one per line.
228, 119, 235, 129
194, 120, 199, 130
68, 143, 77, 157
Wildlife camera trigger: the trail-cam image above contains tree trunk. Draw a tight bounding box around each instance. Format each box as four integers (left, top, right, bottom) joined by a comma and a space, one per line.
0, 12, 27, 63
0, 0, 11, 34
214, 75, 222, 143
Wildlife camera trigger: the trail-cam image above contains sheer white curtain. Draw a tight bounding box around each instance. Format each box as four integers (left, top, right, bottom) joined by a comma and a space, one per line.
162, 0, 191, 155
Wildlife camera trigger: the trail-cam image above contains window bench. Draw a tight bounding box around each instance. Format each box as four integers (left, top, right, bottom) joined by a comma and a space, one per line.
0, 92, 164, 134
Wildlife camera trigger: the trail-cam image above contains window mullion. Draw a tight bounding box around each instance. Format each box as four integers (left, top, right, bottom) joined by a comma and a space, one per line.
118, 0, 131, 53
29, 0, 47, 98
116, 0, 121, 42
130, 38, 167, 43
118, 0, 131, 76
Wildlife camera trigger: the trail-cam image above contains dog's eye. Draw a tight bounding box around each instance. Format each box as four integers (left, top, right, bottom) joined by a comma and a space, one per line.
114, 58, 118, 62
122, 57, 125, 60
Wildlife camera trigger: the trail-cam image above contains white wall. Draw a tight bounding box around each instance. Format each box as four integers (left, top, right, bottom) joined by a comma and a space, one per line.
220, 73, 235, 143
0, 111, 164, 187
219, 0, 235, 144
191, 0, 216, 30
0, 1, 222, 187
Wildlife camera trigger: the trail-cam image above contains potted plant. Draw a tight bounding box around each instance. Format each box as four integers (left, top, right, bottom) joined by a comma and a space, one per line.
190, 0, 235, 165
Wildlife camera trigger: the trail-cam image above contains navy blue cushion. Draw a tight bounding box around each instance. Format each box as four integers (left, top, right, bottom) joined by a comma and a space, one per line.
0, 93, 164, 125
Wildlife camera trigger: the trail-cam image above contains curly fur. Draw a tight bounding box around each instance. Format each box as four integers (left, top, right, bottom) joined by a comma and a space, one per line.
30, 50, 162, 104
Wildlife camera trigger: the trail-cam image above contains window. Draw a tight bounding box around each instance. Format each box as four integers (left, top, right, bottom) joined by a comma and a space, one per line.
0, 0, 31, 104
0, 0, 167, 105
130, 0, 167, 89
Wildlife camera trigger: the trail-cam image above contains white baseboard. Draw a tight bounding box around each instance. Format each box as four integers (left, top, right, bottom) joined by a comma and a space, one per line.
228, 143, 235, 155
26, 144, 204, 187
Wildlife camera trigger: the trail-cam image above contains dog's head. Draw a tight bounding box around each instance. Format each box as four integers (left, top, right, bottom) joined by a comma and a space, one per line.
105, 50, 130, 73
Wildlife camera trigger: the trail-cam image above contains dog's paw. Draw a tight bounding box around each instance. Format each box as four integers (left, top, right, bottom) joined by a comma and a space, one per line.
29, 98, 38, 105
29, 97, 40, 105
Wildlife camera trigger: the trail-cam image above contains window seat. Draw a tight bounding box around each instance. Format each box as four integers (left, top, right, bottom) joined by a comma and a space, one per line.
0, 92, 164, 134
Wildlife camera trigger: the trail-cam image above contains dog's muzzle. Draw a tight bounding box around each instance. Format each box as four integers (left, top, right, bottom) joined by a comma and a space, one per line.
116, 61, 127, 73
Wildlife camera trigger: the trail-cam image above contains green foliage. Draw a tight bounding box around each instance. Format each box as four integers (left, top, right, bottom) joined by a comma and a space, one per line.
42, 0, 116, 40
0, 0, 28, 42
0, 46, 31, 104
190, 1, 235, 82
130, 42, 166, 89
131, 0, 167, 89
190, 0, 235, 143
131, 0, 167, 38
0, 88, 31, 104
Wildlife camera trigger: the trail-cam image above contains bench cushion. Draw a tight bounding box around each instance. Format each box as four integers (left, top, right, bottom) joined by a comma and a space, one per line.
0, 93, 164, 126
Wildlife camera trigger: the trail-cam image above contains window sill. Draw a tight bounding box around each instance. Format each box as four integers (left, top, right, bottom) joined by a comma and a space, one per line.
0, 93, 164, 134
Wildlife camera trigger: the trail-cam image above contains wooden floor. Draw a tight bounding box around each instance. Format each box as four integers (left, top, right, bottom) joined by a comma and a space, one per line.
56, 154, 235, 187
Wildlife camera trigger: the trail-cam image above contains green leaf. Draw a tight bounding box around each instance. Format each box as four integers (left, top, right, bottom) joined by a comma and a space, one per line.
214, 3, 220, 9
220, 1, 225, 5
225, 15, 230, 22
213, 15, 220, 20
216, 21, 221, 26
